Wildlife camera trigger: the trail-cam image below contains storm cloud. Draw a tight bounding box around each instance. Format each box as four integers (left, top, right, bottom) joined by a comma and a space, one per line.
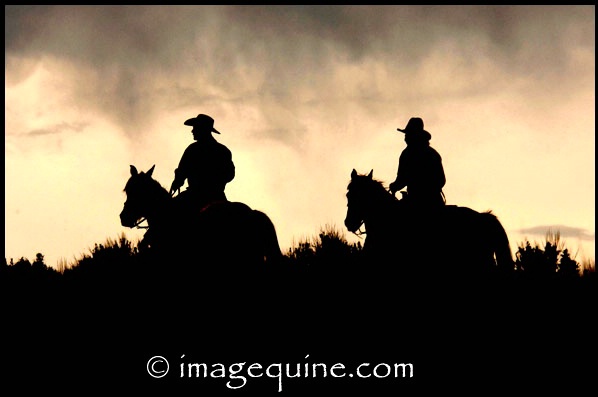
5, 5, 594, 142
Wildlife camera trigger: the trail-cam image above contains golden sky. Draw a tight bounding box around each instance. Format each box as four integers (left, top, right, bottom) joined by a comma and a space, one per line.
5, 5, 595, 269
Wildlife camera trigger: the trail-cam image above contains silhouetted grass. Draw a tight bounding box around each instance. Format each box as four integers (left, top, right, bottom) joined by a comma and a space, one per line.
3, 225, 595, 286
286, 223, 363, 270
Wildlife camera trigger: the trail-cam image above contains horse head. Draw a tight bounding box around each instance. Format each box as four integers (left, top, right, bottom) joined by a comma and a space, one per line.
344, 169, 397, 234
120, 164, 168, 228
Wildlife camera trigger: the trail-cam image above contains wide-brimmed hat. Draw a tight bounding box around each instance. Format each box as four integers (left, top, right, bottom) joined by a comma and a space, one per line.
397, 117, 431, 140
184, 114, 221, 134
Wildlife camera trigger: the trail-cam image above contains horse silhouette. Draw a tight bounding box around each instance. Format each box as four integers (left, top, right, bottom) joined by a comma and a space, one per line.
120, 165, 283, 270
344, 169, 513, 279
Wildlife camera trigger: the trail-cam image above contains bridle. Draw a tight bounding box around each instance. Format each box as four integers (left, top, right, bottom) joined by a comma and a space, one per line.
351, 220, 367, 238
133, 217, 149, 229
347, 195, 367, 238
132, 183, 181, 230
348, 185, 400, 239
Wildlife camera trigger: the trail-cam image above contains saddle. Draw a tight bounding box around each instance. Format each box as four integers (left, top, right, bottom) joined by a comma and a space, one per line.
397, 190, 446, 209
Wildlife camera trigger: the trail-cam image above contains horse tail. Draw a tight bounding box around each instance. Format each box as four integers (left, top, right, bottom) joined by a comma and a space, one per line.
251, 210, 283, 264
483, 211, 514, 271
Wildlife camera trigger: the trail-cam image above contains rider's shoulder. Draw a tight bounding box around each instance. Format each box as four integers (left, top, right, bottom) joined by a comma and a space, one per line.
214, 140, 232, 154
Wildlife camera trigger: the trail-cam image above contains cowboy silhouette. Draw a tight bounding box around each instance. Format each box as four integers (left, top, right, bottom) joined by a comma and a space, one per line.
170, 114, 235, 213
389, 117, 446, 209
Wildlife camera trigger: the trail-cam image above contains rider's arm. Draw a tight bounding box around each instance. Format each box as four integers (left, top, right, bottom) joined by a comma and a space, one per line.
171, 146, 193, 193
223, 149, 235, 183
433, 150, 446, 189
390, 151, 408, 193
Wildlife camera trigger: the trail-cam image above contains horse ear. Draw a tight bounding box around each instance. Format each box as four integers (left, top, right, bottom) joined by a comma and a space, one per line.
147, 164, 155, 177
368, 169, 373, 179
351, 169, 357, 178
130, 165, 138, 176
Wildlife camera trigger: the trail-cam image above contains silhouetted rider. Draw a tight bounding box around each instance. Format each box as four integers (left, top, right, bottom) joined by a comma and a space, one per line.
170, 113, 235, 212
389, 117, 446, 209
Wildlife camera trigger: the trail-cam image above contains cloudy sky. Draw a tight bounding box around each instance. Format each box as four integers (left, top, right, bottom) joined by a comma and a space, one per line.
5, 5, 595, 270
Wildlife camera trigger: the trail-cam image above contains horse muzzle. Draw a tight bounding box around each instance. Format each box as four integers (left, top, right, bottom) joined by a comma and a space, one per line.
120, 210, 137, 228
344, 217, 361, 234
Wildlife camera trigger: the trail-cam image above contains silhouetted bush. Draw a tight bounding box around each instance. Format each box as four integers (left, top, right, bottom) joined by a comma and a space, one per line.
286, 224, 363, 271
515, 230, 584, 281
62, 234, 140, 283
2, 253, 61, 287
3, 227, 594, 294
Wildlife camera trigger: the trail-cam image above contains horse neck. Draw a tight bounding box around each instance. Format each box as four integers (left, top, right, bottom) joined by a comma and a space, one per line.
143, 186, 172, 227
363, 185, 399, 232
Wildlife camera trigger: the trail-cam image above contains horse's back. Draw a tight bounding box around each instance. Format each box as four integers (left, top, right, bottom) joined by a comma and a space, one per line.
194, 200, 283, 265
383, 204, 511, 277
144, 199, 282, 271
440, 205, 513, 271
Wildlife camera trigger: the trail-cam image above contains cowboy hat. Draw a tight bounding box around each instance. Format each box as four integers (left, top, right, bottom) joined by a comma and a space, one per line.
397, 117, 431, 140
184, 114, 221, 134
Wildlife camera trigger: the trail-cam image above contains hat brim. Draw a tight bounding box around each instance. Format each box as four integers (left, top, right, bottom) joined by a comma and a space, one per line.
397, 128, 431, 140
184, 118, 221, 134
397, 128, 430, 134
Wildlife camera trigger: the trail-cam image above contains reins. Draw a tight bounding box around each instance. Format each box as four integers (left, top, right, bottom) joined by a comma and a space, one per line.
134, 186, 180, 230
350, 183, 401, 239
134, 189, 175, 230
